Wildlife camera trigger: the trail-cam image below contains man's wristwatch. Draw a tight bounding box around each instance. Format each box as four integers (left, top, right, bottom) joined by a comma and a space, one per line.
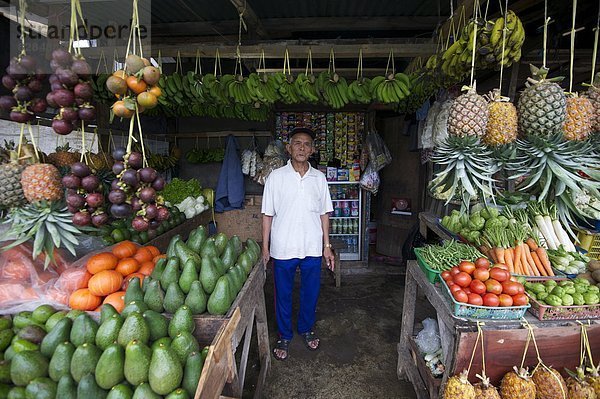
324, 243, 332, 248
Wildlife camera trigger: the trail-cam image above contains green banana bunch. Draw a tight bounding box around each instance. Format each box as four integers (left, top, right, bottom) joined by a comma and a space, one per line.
274, 72, 301, 104
226, 75, 254, 105
317, 71, 349, 109
346, 78, 373, 104
371, 73, 411, 104
247, 72, 279, 104
202, 73, 230, 104
294, 73, 321, 103
243, 103, 269, 121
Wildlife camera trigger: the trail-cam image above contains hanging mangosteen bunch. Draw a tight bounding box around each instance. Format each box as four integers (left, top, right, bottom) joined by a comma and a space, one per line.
105, 54, 162, 118
0, 54, 47, 123
109, 146, 169, 232
46, 48, 95, 135
62, 161, 109, 227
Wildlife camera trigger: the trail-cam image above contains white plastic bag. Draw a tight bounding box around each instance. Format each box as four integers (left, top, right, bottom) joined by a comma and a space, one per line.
415, 318, 441, 355
421, 101, 442, 149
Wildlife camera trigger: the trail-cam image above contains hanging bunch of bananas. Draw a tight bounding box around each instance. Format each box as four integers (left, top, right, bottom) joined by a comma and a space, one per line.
437, 10, 525, 81
246, 72, 280, 104
295, 73, 321, 103
346, 78, 373, 104
274, 72, 301, 104
226, 74, 254, 105
371, 72, 411, 104
397, 74, 436, 114
317, 71, 349, 109
202, 73, 230, 104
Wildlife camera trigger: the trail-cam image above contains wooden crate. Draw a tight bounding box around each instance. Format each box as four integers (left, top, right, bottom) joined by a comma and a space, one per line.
214, 203, 263, 242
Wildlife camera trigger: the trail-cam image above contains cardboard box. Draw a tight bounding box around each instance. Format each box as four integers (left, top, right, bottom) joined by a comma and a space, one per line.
214, 196, 263, 242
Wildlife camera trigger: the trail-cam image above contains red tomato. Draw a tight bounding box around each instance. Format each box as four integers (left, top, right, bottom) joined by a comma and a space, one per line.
512, 293, 529, 306
493, 263, 509, 271
502, 281, 521, 296
467, 293, 484, 306
484, 278, 503, 295
516, 284, 525, 295
446, 280, 455, 287
490, 267, 510, 283
441, 271, 452, 281
498, 294, 514, 307
449, 284, 462, 294
453, 272, 472, 288
473, 267, 490, 282
453, 289, 469, 303
450, 266, 460, 276
475, 257, 491, 269
458, 261, 476, 275
469, 279, 487, 295
482, 293, 500, 307
463, 287, 472, 294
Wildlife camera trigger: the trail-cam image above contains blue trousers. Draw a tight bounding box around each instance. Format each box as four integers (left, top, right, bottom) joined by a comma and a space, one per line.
273, 257, 321, 341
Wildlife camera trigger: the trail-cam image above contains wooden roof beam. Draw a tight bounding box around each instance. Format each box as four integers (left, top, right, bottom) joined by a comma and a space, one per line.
229, 0, 268, 39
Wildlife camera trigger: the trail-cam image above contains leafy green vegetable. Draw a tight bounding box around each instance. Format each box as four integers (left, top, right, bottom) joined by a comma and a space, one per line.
162, 178, 203, 205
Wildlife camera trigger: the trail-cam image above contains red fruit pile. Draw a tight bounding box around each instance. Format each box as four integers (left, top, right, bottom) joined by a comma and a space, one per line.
0, 54, 47, 123
47, 48, 95, 135
441, 258, 529, 307
109, 147, 168, 232
63, 162, 109, 227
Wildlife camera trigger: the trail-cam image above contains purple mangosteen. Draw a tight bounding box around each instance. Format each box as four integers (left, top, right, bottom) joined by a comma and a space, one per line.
71, 59, 91, 78
60, 107, 79, 122
72, 211, 91, 226
78, 106, 95, 121
131, 216, 149, 232
74, 82, 93, 100
110, 203, 132, 219
151, 176, 166, 191
138, 187, 156, 204
138, 167, 157, 183
57, 68, 79, 88
52, 118, 73, 135
112, 161, 125, 175
51, 48, 72, 67
27, 79, 43, 93
50, 82, 64, 92
18, 55, 37, 72
70, 162, 90, 178
66, 193, 86, 209
144, 204, 158, 219
86, 192, 104, 208
67, 204, 79, 214
156, 206, 170, 222
81, 175, 100, 192
126, 152, 143, 169
121, 169, 139, 187
108, 189, 127, 205
91, 212, 109, 227
6, 63, 27, 80
0, 95, 16, 111
46, 92, 58, 109
10, 110, 32, 123
28, 98, 47, 114
110, 179, 121, 191
131, 196, 142, 212
1, 75, 16, 90
14, 86, 33, 102
112, 147, 126, 162
62, 174, 81, 189
53, 89, 75, 107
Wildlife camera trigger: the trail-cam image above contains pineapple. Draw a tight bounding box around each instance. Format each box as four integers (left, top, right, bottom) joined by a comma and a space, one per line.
563, 95, 594, 141
20, 163, 63, 203
484, 89, 518, 146
499, 366, 536, 399
0, 151, 26, 209
517, 65, 567, 137
443, 369, 475, 399
448, 86, 489, 138
473, 374, 501, 399
532, 365, 568, 399
567, 368, 597, 399
47, 143, 80, 169
87, 151, 114, 171
587, 364, 600, 397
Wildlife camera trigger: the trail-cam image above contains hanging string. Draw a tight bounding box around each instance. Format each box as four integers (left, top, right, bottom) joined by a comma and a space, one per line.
466, 322, 484, 375
194, 49, 202, 75
18, 0, 27, 54
237, 7, 247, 47
95, 50, 109, 75
543, 0, 549, 68
305, 48, 314, 76
356, 49, 363, 81
385, 49, 395, 76
591, 2, 600, 84
469, 0, 480, 88
214, 49, 222, 77
498, 0, 509, 94
175, 51, 182, 75
283, 48, 292, 76
569, 0, 578, 93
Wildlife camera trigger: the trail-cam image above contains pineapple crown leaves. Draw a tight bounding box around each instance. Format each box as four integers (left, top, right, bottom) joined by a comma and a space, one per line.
586, 362, 600, 378
484, 88, 511, 103
1, 200, 83, 269
474, 373, 493, 388
456, 369, 472, 384
565, 367, 588, 382
526, 64, 564, 86
513, 366, 532, 380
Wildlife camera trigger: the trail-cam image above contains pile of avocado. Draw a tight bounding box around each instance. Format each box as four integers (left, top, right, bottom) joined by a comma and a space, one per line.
142, 226, 261, 316
524, 278, 600, 307
0, 302, 208, 398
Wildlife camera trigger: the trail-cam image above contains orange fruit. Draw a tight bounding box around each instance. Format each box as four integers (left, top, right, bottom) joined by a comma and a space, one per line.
138, 261, 154, 276
126, 75, 147, 94
137, 92, 157, 109
103, 291, 126, 313
152, 254, 166, 263
115, 258, 140, 276
148, 86, 162, 97
112, 100, 134, 118
87, 252, 118, 274
145, 246, 160, 258
112, 240, 138, 259
133, 247, 154, 264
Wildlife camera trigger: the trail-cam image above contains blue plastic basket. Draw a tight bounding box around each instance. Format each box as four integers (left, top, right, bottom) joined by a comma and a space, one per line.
440, 279, 530, 320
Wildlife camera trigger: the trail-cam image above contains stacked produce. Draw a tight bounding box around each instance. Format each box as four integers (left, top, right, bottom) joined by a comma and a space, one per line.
127, 227, 261, 315
440, 259, 529, 307
161, 178, 211, 220
441, 207, 509, 244
62, 161, 109, 227
547, 247, 590, 275
0, 54, 47, 122
524, 278, 600, 307
579, 260, 600, 288
0, 302, 208, 398
415, 241, 484, 272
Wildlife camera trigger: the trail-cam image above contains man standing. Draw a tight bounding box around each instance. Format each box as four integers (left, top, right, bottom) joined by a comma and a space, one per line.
261, 127, 335, 361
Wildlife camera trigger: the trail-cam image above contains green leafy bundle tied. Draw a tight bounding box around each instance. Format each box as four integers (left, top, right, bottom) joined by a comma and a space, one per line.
162, 178, 203, 205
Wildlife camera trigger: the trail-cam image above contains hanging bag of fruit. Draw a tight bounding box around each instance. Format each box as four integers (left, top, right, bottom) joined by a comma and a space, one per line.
564, 322, 600, 398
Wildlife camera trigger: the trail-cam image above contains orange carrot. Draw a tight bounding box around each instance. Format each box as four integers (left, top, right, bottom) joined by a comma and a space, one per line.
535, 247, 554, 276
496, 247, 506, 265
513, 244, 522, 275
525, 249, 540, 276
531, 251, 547, 277
520, 243, 530, 275
504, 246, 515, 274
489, 247, 497, 263
525, 238, 539, 252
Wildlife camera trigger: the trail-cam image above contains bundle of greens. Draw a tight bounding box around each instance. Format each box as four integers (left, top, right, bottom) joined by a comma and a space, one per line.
161, 178, 202, 205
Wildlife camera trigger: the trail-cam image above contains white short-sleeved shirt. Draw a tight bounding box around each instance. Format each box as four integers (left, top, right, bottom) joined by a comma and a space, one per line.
262, 160, 334, 260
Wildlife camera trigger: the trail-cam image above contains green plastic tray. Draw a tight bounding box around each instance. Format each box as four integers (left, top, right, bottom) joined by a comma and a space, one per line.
413, 248, 442, 283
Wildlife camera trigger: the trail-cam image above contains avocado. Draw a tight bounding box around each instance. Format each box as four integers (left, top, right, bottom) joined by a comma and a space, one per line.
0, 360, 9, 384
24, 377, 56, 399
200, 239, 218, 259
207, 276, 232, 315
221, 244, 236, 270
77, 373, 108, 399
171, 332, 200, 366
7, 386, 26, 399
124, 340, 152, 386
179, 260, 199, 294
121, 301, 148, 319
163, 283, 186, 314
213, 233, 229, 256
10, 350, 48, 386
166, 388, 190, 399
199, 257, 219, 295
143, 280, 165, 313
168, 306, 195, 338
0, 330, 14, 352
142, 310, 169, 342
148, 344, 183, 395
150, 257, 167, 281
107, 383, 133, 399
3, 347, 15, 362
70, 343, 102, 383
56, 375, 77, 399
186, 226, 207, 254
44, 311, 67, 331
99, 304, 119, 324
12, 338, 39, 353
124, 277, 144, 305
151, 337, 172, 351
118, 313, 150, 347
31, 305, 56, 324
182, 351, 204, 397
132, 382, 161, 399
229, 236, 243, 258
160, 257, 181, 291
96, 314, 124, 351
70, 314, 99, 347
0, 317, 11, 332
185, 281, 207, 315
16, 325, 46, 345
65, 310, 85, 321
225, 273, 238, 301
95, 344, 125, 389
166, 235, 181, 258
48, 341, 75, 382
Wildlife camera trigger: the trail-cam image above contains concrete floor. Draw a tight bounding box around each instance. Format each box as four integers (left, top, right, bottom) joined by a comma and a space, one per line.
245, 264, 423, 399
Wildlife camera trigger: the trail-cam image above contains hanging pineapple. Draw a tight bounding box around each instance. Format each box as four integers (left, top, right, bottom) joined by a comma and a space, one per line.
484, 89, 518, 146
443, 369, 476, 399
584, 73, 600, 133
563, 93, 594, 141
499, 366, 536, 399
566, 367, 597, 399
588, 364, 600, 397
447, 85, 489, 138
473, 374, 501, 399
20, 162, 63, 203
0, 150, 27, 209
517, 65, 567, 137
532, 364, 568, 399
47, 143, 81, 169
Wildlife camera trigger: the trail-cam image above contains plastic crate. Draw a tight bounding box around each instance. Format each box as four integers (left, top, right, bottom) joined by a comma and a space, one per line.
440, 279, 530, 320
577, 229, 600, 260
525, 278, 600, 321
413, 248, 442, 283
